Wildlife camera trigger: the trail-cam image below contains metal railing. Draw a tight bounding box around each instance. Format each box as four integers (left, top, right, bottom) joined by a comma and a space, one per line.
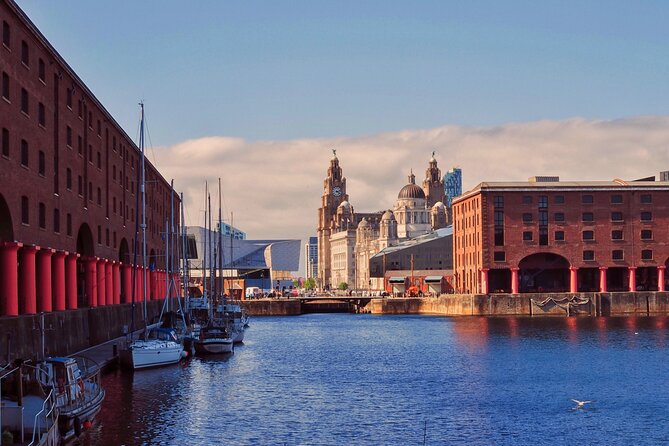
28, 388, 58, 446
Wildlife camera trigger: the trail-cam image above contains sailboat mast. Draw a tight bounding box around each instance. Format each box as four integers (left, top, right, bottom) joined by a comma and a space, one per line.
181, 192, 188, 306
208, 192, 212, 300
140, 102, 148, 322
218, 178, 223, 299
202, 182, 207, 301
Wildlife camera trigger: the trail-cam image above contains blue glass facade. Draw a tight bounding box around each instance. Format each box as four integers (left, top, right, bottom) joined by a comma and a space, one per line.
443, 168, 462, 207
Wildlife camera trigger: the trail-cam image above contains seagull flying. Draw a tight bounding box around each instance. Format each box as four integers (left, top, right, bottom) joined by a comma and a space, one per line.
571, 399, 593, 409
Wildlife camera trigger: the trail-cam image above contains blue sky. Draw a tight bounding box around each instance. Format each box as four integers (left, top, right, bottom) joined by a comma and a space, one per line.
18, 0, 669, 145
14, 1, 669, 267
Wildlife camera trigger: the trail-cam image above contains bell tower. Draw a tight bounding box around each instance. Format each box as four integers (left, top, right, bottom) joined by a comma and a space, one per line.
317, 150, 348, 289
423, 151, 445, 207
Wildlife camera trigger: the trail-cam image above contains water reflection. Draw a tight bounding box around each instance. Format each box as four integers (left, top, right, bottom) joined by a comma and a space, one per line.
84, 315, 669, 445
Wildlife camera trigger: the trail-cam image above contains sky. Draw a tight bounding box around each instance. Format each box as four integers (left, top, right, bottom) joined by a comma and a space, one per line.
15, 1, 669, 270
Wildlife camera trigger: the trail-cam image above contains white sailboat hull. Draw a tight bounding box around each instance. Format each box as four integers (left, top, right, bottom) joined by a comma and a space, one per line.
121, 341, 184, 370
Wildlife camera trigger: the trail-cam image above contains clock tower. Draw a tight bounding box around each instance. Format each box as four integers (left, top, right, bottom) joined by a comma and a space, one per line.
317, 150, 349, 289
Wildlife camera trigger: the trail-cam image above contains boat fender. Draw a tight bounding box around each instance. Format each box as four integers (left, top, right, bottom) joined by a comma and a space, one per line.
83, 420, 92, 429
74, 417, 82, 437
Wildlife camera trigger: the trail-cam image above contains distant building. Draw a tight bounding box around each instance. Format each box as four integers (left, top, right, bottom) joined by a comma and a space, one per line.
443, 167, 462, 207
305, 236, 318, 279
216, 221, 246, 240
661, 171, 669, 182
185, 226, 300, 295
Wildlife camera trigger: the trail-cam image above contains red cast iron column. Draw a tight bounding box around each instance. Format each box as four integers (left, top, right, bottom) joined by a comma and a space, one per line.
19, 245, 39, 315
1, 242, 22, 316
65, 253, 79, 309
52, 251, 67, 311
36, 248, 55, 313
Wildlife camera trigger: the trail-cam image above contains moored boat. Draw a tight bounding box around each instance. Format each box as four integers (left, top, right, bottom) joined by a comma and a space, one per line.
1, 363, 59, 446
216, 300, 248, 343
33, 357, 105, 441
121, 328, 186, 370
194, 325, 234, 355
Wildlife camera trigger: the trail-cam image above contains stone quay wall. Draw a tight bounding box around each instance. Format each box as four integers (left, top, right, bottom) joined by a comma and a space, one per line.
0, 300, 164, 362
369, 292, 669, 317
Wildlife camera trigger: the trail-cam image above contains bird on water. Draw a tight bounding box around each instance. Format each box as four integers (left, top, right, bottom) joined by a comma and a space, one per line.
571, 399, 593, 409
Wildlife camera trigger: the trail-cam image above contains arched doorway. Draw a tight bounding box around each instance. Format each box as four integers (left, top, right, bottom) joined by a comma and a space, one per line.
518, 253, 570, 293
76, 224, 95, 307
0, 193, 14, 242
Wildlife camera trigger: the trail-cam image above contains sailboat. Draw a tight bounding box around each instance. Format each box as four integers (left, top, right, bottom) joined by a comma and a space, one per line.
120, 103, 185, 370
194, 179, 234, 355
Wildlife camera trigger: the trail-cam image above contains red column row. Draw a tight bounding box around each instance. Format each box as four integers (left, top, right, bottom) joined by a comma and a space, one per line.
0, 242, 168, 316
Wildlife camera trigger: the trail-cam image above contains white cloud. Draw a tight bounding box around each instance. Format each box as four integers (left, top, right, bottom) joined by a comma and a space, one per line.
153, 116, 669, 242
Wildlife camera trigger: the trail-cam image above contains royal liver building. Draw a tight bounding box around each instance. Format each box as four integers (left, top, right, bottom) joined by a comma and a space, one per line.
317, 151, 449, 290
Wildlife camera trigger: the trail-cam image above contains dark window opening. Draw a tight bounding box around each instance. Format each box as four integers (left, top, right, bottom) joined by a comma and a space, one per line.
523, 231, 533, 241
611, 230, 623, 240
21, 40, 29, 66
53, 208, 60, 233
611, 212, 623, 222
641, 229, 652, 240
611, 194, 623, 204
640, 211, 652, 221
21, 196, 29, 224
583, 250, 595, 261
539, 227, 548, 246
38, 202, 45, 229
1, 71, 9, 100
641, 250, 653, 260
20, 139, 28, 166
582, 212, 593, 222
494, 251, 506, 262
20, 88, 28, 114
1, 127, 8, 157
522, 213, 533, 223
612, 250, 624, 261
555, 231, 565, 241
38, 58, 45, 82
582, 195, 593, 204
522, 195, 532, 204
38, 150, 45, 176
493, 195, 504, 209
640, 194, 652, 204
582, 230, 594, 241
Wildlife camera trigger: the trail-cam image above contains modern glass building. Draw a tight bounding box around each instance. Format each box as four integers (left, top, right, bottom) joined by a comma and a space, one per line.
443, 168, 462, 207
305, 236, 318, 279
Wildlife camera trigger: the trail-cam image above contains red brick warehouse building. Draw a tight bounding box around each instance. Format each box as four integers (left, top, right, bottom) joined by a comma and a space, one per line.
452, 177, 669, 295
0, 0, 179, 317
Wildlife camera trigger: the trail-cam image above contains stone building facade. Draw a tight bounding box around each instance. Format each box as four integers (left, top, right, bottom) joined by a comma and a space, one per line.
317, 151, 449, 290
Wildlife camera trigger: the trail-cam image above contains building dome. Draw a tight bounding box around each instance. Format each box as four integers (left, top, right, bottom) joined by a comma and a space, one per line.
338, 200, 351, 209
432, 201, 446, 209
398, 183, 425, 199
358, 217, 369, 228
381, 210, 395, 221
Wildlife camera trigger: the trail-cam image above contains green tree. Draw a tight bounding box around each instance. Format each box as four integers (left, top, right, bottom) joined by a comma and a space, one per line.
304, 278, 316, 290
338, 282, 348, 290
